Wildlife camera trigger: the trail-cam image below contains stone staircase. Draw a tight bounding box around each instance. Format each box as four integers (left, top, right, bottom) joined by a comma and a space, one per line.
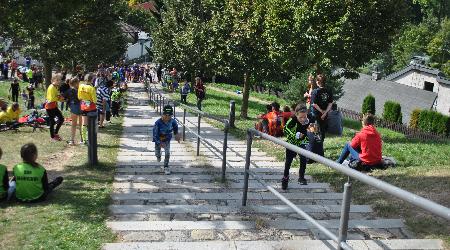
103, 82, 443, 249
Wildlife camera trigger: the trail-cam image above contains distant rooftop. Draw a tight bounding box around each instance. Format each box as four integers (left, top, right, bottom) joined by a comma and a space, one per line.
337, 73, 437, 124
385, 63, 450, 86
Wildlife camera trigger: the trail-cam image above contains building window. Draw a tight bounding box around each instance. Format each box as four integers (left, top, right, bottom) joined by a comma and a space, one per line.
424, 81, 434, 92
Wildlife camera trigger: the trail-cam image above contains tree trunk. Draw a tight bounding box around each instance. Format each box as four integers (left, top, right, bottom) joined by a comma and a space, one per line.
240, 72, 250, 119
44, 59, 52, 88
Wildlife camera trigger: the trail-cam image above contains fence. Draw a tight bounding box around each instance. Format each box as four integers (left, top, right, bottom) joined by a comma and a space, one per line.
147, 84, 231, 181
338, 107, 449, 141
242, 128, 450, 250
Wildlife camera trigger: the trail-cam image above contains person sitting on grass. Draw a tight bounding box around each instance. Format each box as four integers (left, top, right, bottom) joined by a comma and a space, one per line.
267, 101, 284, 137
282, 104, 315, 189
336, 113, 382, 170
0, 102, 21, 125
153, 105, 181, 175
282, 105, 293, 127
0, 147, 9, 202
10, 143, 63, 202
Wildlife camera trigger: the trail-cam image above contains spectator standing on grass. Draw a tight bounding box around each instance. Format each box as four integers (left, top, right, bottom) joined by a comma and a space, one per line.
45, 74, 65, 141
10, 59, 18, 78
194, 77, 205, 110
9, 78, 20, 102
310, 73, 333, 141
2, 59, 9, 80
96, 80, 110, 128
78, 74, 97, 144
304, 75, 316, 110
10, 143, 63, 202
65, 77, 83, 145
180, 79, 190, 104
27, 83, 35, 109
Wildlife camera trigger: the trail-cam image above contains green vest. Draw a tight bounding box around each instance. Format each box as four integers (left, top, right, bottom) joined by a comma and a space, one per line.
13, 163, 45, 201
0, 164, 7, 198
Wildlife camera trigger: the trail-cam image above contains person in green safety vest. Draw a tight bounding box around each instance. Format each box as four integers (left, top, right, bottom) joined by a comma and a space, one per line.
11, 143, 63, 202
282, 104, 315, 189
0, 147, 9, 201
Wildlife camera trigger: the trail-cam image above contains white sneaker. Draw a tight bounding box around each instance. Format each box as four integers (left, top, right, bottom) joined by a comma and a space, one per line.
164, 167, 171, 175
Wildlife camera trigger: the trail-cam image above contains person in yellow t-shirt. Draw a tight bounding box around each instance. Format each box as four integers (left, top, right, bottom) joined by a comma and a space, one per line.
0, 102, 21, 124
45, 74, 65, 141
78, 73, 97, 143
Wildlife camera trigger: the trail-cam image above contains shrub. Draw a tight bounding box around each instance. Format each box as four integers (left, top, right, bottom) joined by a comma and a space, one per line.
417, 110, 450, 135
362, 94, 376, 114
409, 109, 421, 128
383, 101, 402, 123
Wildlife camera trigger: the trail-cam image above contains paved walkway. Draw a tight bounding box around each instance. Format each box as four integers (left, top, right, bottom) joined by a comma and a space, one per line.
103, 82, 443, 249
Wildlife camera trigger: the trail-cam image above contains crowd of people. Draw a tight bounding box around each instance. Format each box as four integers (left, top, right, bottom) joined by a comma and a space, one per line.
253, 73, 383, 190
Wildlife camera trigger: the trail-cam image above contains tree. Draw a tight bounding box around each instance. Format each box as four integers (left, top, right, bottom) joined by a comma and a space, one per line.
427, 18, 450, 75
3, 0, 127, 86
264, 0, 409, 77
362, 94, 376, 115
414, 0, 450, 24
391, 17, 439, 71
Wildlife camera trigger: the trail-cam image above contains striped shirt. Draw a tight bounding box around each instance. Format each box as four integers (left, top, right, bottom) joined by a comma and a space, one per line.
96, 85, 110, 110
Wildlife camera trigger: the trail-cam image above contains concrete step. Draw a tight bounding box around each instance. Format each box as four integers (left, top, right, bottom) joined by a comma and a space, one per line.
115, 167, 296, 174
116, 160, 287, 168
107, 219, 404, 231
111, 192, 343, 201
112, 181, 330, 192
103, 239, 444, 250
111, 192, 343, 205
109, 204, 372, 215
113, 174, 312, 182
117, 151, 268, 157
116, 156, 278, 162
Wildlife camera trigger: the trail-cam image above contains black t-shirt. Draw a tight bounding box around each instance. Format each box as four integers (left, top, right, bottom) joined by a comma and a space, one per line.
311, 87, 333, 113
27, 85, 35, 96
11, 82, 20, 93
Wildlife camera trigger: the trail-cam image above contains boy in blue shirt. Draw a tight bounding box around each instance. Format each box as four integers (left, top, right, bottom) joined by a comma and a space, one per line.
153, 105, 181, 175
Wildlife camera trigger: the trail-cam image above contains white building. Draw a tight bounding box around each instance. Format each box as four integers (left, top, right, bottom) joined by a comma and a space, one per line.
385, 63, 450, 115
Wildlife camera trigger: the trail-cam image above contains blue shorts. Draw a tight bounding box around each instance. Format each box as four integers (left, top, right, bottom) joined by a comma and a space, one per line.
69, 103, 81, 115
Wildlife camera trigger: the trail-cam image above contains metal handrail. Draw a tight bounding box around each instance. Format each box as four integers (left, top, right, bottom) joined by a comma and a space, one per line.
242, 128, 450, 250
147, 85, 230, 181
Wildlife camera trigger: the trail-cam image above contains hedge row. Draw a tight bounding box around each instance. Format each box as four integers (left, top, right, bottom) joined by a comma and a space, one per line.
416, 110, 450, 135
362, 94, 375, 114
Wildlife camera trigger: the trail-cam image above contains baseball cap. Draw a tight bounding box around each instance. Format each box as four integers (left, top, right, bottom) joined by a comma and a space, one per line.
163, 105, 173, 116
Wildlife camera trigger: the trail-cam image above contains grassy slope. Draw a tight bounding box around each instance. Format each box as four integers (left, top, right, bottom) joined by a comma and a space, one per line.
166, 84, 450, 245
0, 80, 121, 249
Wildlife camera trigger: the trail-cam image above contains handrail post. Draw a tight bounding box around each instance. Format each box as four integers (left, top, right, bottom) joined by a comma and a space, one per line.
229, 100, 236, 128
197, 113, 201, 156
160, 96, 164, 115
173, 102, 176, 118
338, 177, 352, 250
221, 121, 229, 182
242, 130, 253, 206
153, 91, 156, 109
156, 94, 159, 112
182, 109, 186, 141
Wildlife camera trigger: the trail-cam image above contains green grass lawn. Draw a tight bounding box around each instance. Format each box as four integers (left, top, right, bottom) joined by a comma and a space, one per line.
0, 80, 123, 249
165, 84, 450, 246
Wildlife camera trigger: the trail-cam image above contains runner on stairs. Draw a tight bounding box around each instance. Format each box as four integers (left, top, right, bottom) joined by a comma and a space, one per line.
152, 105, 181, 175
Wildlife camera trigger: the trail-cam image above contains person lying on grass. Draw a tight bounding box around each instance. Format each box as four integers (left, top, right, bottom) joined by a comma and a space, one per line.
10, 143, 63, 202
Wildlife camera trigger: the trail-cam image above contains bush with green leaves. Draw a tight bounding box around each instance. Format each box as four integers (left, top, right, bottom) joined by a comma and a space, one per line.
383, 101, 402, 123
409, 109, 421, 128
417, 110, 450, 135
362, 94, 376, 114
